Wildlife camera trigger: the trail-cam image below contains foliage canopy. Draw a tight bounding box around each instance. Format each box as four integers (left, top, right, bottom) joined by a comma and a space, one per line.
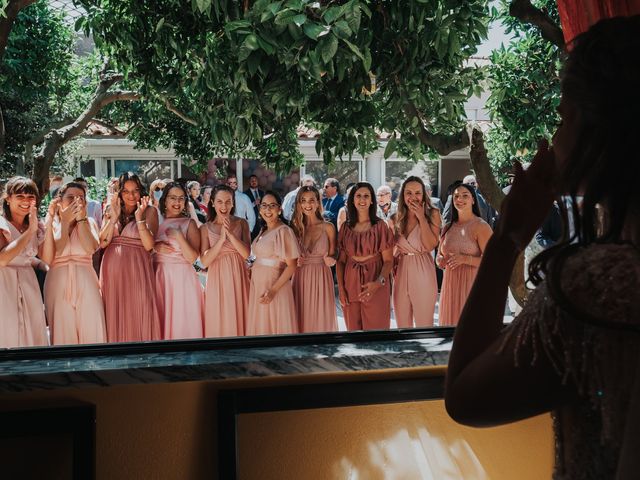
76, 0, 490, 172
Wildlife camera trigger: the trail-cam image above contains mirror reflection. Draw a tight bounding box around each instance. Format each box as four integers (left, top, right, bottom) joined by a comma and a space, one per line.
0, 166, 508, 348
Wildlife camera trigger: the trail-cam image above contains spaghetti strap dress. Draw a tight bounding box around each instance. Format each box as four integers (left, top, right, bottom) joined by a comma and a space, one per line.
438, 217, 485, 326
100, 220, 161, 342
393, 225, 438, 327
204, 220, 250, 337
292, 227, 337, 333
44, 218, 106, 344
154, 217, 204, 340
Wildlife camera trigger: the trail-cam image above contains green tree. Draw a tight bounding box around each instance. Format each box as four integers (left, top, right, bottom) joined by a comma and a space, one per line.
485, 0, 562, 187
75, 0, 490, 174
0, 0, 78, 177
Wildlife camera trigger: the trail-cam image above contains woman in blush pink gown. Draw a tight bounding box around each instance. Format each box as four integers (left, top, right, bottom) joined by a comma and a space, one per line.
436, 184, 492, 326
200, 185, 250, 338
99, 172, 161, 342
0, 177, 52, 348
247, 191, 299, 336
389, 177, 441, 328
44, 182, 106, 345
154, 182, 203, 339
291, 186, 337, 333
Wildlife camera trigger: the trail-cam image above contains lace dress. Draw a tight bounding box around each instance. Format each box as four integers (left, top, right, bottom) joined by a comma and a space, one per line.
501, 243, 640, 479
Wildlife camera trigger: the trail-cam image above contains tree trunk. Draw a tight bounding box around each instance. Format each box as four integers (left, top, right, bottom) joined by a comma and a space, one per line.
31, 72, 140, 192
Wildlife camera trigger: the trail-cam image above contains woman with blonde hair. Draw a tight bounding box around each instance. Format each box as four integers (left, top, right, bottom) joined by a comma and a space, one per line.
390, 176, 441, 328
291, 186, 337, 333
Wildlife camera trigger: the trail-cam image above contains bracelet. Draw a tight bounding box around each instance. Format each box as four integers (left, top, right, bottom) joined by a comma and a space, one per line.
136, 220, 146, 225
77, 218, 88, 223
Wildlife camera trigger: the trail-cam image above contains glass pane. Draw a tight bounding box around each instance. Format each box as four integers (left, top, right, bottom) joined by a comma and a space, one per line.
79, 159, 95, 177
303, 160, 360, 193
114, 160, 173, 186
239, 159, 300, 197
385, 159, 439, 200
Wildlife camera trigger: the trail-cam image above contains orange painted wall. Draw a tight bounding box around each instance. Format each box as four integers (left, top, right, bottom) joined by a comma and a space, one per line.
0, 367, 552, 480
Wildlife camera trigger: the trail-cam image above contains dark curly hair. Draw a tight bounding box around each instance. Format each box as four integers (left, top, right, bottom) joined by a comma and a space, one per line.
346, 182, 379, 228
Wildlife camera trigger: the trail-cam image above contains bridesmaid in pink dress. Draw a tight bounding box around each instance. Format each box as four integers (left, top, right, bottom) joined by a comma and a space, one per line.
437, 184, 492, 326
99, 172, 161, 342
154, 182, 203, 339
44, 182, 106, 345
200, 185, 250, 337
291, 186, 337, 333
247, 191, 299, 335
390, 177, 441, 328
337, 183, 395, 331
0, 177, 52, 348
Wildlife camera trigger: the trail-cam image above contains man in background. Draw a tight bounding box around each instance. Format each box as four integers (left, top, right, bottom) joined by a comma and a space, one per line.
376, 185, 397, 222
243, 174, 265, 239
321, 178, 344, 228
226, 174, 256, 232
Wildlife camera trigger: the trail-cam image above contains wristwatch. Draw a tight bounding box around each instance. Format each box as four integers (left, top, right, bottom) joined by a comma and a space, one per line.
377, 275, 386, 286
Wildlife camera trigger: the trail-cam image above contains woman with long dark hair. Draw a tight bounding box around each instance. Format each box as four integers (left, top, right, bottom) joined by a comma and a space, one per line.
390, 176, 441, 327
445, 16, 640, 478
291, 186, 337, 333
247, 191, 299, 335
0, 177, 52, 347
154, 182, 203, 339
436, 183, 492, 326
44, 181, 106, 345
99, 172, 161, 342
337, 182, 394, 330
200, 185, 250, 337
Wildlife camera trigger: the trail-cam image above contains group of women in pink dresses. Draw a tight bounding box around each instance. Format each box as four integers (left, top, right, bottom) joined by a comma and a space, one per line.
0, 173, 493, 348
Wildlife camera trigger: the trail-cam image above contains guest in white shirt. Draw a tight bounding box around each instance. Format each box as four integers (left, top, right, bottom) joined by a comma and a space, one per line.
226, 174, 256, 232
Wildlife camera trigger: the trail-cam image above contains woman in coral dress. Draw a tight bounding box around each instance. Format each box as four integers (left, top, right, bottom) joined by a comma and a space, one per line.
154, 182, 203, 339
200, 185, 250, 337
436, 183, 492, 326
247, 191, 299, 335
99, 172, 161, 342
0, 177, 52, 348
44, 182, 106, 345
291, 186, 337, 333
337, 182, 395, 331
390, 176, 441, 328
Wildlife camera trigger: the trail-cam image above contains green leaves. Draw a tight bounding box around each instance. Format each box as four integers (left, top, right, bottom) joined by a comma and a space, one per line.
303, 22, 329, 40
318, 33, 338, 63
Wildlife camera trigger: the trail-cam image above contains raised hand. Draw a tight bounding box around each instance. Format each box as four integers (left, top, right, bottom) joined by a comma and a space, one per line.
72, 197, 86, 221
494, 140, 556, 250
109, 199, 121, 221
27, 201, 39, 233
47, 198, 60, 219
59, 201, 76, 225
135, 196, 150, 221
408, 200, 425, 222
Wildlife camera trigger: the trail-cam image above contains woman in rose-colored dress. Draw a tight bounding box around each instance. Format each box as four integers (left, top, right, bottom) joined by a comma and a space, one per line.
44, 182, 106, 345
99, 172, 161, 342
337, 182, 394, 331
247, 191, 299, 335
154, 182, 203, 339
436, 183, 492, 326
0, 177, 53, 348
389, 176, 441, 328
291, 186, 337, 333
200, 185, 250, 337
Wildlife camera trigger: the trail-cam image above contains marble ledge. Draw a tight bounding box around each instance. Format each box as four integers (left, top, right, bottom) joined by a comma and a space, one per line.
0, 337, 452, 394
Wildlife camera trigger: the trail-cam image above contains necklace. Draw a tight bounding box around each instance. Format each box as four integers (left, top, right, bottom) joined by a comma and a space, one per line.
10, 221, 27, 234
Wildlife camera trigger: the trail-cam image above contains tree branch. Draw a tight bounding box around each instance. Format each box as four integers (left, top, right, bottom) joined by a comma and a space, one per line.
160, 95, 198, 126
509, 0, 565, 49
32, 74, 141, 192
402, 101, 469, 155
